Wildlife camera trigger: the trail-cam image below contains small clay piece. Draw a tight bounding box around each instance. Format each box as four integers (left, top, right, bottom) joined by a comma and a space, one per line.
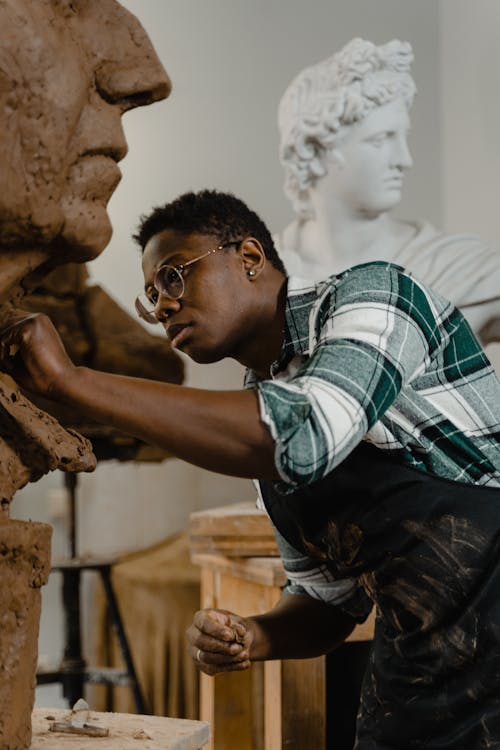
49, 722, 110, 737
132, 729, 153, 740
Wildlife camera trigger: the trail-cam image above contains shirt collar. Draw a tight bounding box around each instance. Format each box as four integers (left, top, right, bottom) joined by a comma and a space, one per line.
270, 276, 318, 376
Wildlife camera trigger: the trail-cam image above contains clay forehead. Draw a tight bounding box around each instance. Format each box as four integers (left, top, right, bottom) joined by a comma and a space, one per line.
69, 0, 172, 104
2, 0, 171, 104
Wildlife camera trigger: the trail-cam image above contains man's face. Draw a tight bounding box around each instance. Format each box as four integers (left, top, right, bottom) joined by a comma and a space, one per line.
0, 0, 170, 262
317, 98, 413, 217
141, 230, 250, 365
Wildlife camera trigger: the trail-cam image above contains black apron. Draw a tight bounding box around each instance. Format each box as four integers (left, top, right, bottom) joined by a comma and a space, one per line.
259, 442, 500, 749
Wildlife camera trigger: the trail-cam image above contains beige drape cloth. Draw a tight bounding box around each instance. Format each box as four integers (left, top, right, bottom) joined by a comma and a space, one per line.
90, 533, 200, 719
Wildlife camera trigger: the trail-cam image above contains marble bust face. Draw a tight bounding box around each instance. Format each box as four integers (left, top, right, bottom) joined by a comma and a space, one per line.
0, 0, 170, 266
278, 38, 416, 220
315, 98, 413, 218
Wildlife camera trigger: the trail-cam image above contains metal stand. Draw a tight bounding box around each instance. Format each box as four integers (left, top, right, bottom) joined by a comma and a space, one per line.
37, 473, 147, 714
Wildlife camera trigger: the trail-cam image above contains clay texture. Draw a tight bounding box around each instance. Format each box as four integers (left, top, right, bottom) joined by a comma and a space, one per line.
0, 520, 51, 750
0, 2, 175, 748
0, 0, 173, 498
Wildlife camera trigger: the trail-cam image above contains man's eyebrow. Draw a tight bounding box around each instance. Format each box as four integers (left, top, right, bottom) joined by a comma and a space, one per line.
144, 252, 185, 289
150, 252, 181, 271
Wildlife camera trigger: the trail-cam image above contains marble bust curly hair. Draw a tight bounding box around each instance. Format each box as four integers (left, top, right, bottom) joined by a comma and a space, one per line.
278, 38, 416, 218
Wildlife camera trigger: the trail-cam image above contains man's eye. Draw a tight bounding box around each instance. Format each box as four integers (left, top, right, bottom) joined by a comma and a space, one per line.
148, 289, 159, 305
167, 267, 181, 283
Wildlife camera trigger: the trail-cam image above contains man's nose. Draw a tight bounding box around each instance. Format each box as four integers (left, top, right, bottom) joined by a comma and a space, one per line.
86, 0, 171, 113
155, 294, 181, 322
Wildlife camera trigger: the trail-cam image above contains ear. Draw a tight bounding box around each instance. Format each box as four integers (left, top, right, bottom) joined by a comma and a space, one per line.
237, 237, 266, 279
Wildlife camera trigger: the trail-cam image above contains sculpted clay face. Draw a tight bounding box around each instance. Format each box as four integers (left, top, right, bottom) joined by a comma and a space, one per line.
0, 0, 170, 262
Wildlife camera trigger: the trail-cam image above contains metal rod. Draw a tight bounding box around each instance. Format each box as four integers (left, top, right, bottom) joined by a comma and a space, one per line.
64, 472, 78, 559
60, 567, 86, 705
99, 566, 148, 714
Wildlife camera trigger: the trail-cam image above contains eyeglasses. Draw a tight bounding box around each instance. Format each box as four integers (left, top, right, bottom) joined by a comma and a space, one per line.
135, 240, 241, 324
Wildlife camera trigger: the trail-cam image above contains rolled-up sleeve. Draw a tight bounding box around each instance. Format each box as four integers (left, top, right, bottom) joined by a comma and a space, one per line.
257, 265, 442, 488
274, 527, 373, 623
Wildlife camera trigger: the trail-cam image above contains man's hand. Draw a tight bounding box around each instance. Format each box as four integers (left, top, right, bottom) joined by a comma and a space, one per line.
0, 312, 75, 397
186, 609, 255, 675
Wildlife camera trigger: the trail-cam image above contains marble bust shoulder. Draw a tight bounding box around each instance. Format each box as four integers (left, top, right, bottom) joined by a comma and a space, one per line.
276, 38, 500, 344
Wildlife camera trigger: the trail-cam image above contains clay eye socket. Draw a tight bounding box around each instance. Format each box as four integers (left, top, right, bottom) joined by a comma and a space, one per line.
52, 0, 78, 14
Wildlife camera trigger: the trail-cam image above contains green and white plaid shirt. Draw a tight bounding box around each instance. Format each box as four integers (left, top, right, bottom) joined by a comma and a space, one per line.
245, 262, 500, 611
246, 261, 500, 491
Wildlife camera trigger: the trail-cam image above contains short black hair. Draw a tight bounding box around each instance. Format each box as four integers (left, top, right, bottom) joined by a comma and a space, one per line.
133, 189, 286, 274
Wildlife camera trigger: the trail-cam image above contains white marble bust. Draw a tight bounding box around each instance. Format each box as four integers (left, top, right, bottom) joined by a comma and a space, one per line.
276, 38, 500, 344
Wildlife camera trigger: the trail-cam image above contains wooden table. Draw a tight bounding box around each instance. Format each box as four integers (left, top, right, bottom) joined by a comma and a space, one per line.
190, 503, 375, 750
193, 552, 374, 750
31, 708, 210, 750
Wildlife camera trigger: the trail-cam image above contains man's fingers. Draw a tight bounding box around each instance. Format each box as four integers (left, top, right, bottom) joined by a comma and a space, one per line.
0, 314, 39, 364
193, 646, 251, 676
187, 626, 245, 656
192, 610, 238, 641
191, 644, 249, 666
199, 660, 251, 676
187, 611, 253, 675
0, 313, 38, 337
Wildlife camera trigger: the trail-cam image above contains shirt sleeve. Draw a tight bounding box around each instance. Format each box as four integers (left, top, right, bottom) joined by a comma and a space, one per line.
273, 527, 373, 623
257, 263, 443, 488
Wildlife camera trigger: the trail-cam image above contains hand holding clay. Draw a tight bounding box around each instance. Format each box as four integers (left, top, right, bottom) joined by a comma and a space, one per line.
186, 608, 254, 676
0, 312, 76, 398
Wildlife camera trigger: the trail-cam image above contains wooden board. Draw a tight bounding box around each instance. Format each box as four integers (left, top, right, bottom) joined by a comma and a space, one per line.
31, 708, 209, 750
189, 502, 279, 557
192, 553, 287, 588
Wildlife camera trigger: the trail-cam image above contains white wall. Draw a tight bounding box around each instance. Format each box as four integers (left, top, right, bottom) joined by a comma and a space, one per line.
440, 0, 500, 370
10, 0, 442, 704
441, 0, 500, 240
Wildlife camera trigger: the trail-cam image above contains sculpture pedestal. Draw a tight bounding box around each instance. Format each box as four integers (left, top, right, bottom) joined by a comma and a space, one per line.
0, 520, 51, 750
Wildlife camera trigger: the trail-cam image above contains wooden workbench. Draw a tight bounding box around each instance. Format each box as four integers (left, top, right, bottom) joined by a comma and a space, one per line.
31, 708, 209, 750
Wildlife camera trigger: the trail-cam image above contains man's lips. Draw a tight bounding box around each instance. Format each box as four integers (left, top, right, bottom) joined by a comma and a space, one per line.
167, 323, 192, 349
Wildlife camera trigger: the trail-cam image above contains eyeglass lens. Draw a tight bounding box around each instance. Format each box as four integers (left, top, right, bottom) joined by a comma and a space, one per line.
155, 266, 184, 299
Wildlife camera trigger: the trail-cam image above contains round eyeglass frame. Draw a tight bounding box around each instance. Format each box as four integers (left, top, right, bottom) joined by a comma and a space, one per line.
135, 240, 241, 325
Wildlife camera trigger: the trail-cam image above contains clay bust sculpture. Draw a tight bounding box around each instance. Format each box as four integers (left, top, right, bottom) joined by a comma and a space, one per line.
0, 2, 177, 748
276, 38, 500, 344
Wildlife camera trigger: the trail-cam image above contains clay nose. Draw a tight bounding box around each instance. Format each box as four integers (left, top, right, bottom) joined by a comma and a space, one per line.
87, 0, 172, 111
95, 58, 171, 110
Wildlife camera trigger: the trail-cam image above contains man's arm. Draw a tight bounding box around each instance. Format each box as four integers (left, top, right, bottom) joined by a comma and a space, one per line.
256, 264, 438, 488
186, 593, 357, 676
0, 313, 279, 479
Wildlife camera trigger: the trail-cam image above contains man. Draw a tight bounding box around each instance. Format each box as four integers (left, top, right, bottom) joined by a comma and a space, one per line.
2, 190, 500, 749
